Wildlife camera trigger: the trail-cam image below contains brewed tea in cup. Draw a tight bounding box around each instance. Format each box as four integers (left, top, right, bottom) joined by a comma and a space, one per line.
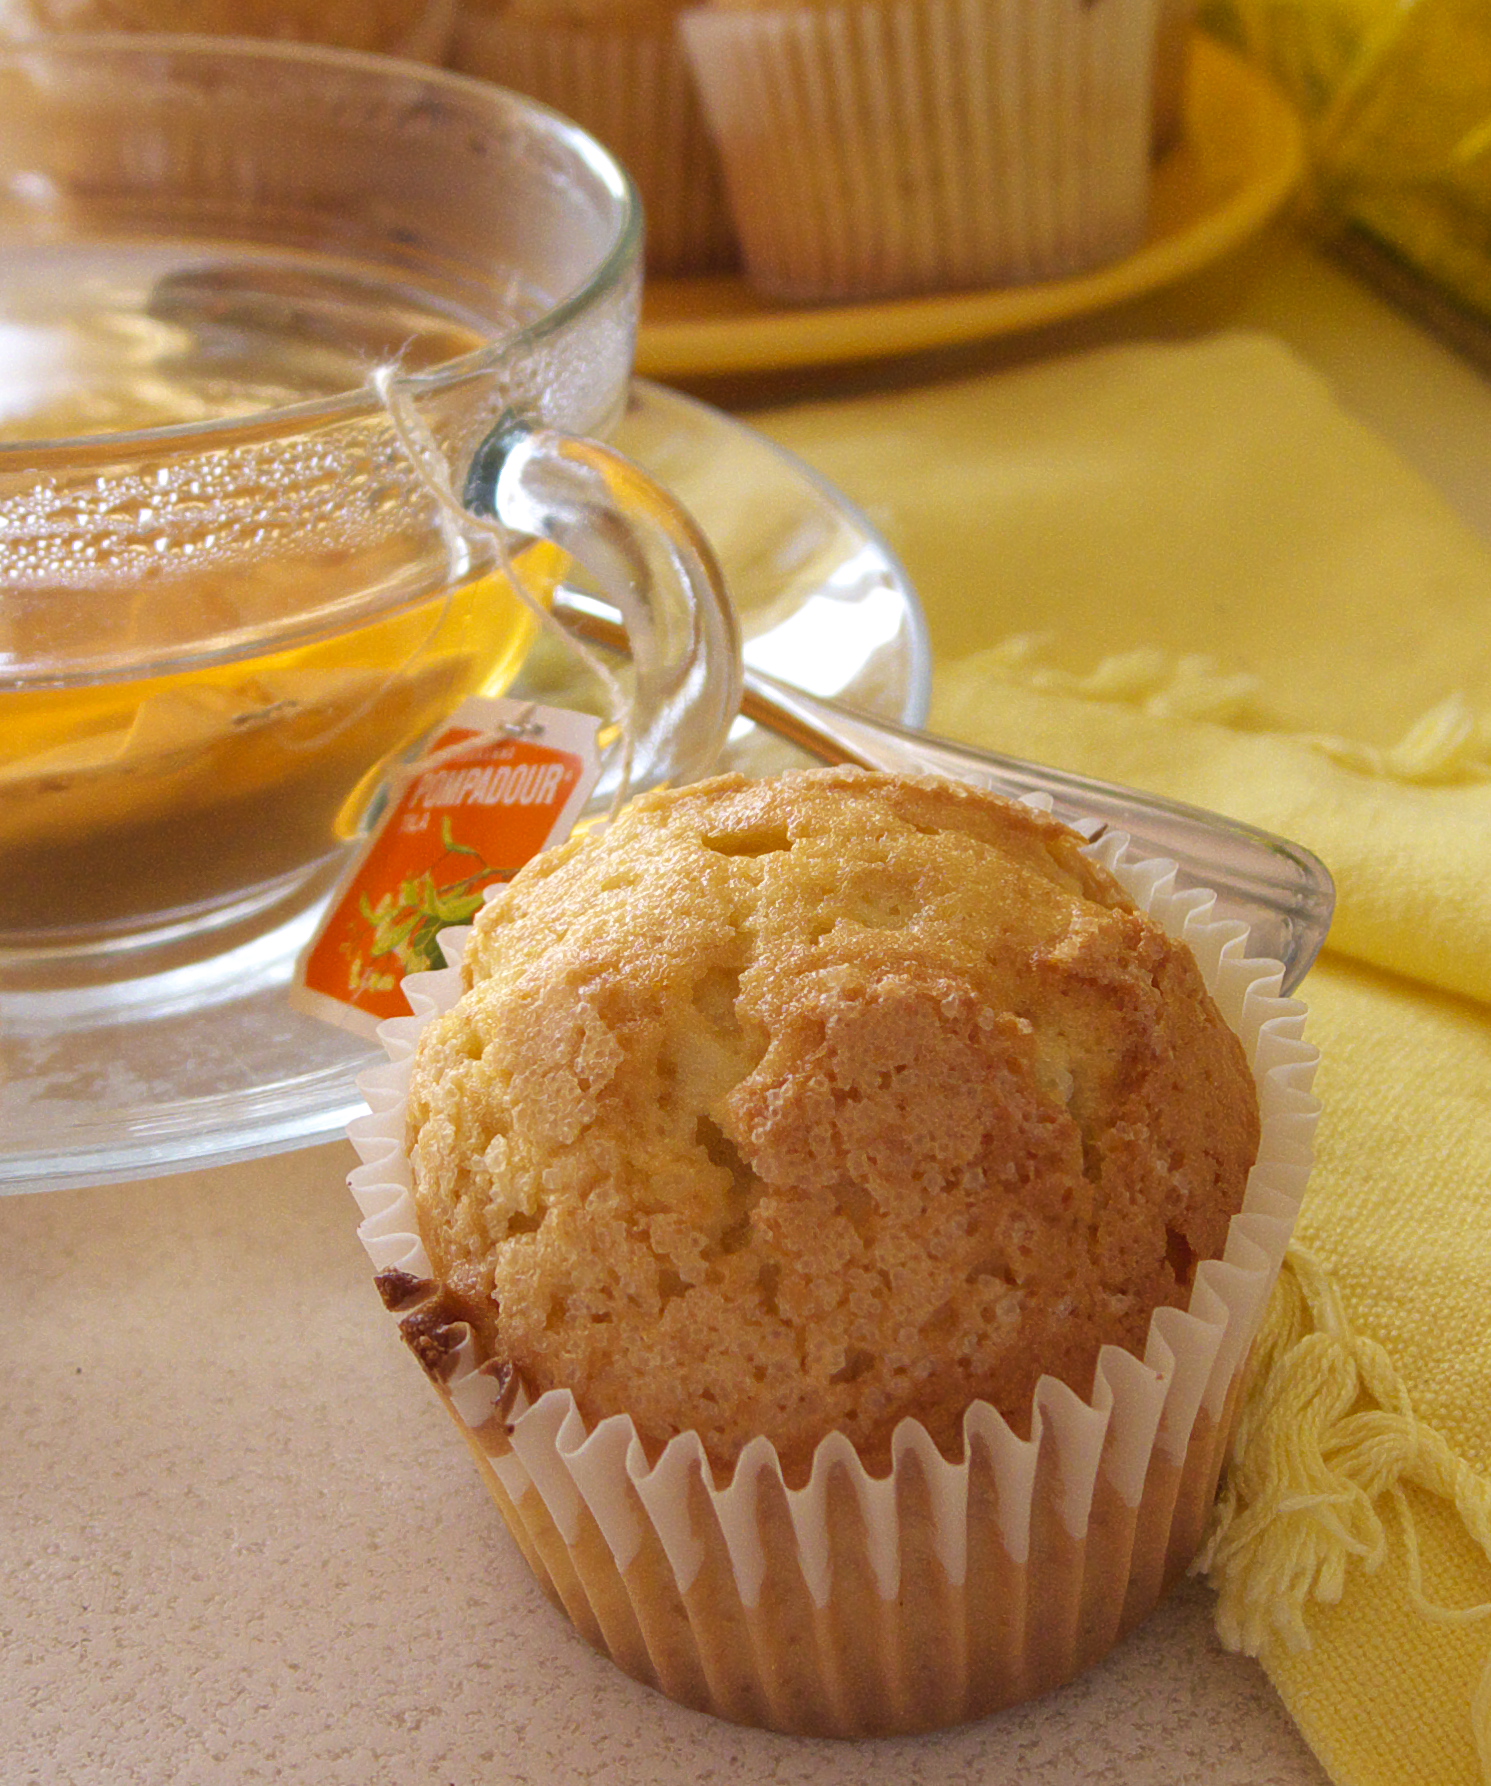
0, 38, 739, 985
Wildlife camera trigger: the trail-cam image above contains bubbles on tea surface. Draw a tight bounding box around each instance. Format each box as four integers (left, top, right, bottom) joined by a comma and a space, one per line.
0, 239, 532, 614
0, 239, 530, 599
0, 238, 600, 680
0, 424, 435, 589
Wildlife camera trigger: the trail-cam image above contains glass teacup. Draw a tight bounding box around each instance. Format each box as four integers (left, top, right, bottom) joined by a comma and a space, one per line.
0, 36, 740, 989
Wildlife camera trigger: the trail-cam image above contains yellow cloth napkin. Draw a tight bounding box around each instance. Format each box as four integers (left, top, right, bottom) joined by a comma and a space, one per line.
756, 330, 1491, 1786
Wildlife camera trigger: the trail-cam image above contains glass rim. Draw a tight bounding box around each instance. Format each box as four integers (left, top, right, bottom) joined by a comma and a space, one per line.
0, 30, 643, 465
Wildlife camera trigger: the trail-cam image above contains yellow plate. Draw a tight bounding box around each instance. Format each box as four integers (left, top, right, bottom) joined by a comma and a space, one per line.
636, 32, 1304, 378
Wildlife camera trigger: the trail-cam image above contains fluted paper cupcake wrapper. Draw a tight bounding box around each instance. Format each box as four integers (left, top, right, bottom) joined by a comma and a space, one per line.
453, 8, 738, 274
348, 807, 1319, 1735
681, 0, 1157, 302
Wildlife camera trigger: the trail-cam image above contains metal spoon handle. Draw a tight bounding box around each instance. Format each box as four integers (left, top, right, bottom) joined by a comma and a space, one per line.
555, 592, 1335, 993
744, 665, 1334, 991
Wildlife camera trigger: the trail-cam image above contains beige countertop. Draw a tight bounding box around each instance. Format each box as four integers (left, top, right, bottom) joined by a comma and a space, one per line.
5, 1145, 1331, 1785
6, 225, 1489, 1786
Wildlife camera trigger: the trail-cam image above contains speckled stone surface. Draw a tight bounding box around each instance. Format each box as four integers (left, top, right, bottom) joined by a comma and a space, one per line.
1, 1144, 1331, 1786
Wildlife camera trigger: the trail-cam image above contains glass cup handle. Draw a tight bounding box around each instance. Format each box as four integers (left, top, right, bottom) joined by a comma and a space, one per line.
464, 416, 743, 807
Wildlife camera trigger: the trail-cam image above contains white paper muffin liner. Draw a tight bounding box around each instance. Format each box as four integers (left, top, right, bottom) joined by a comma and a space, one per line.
453, 7, 739, 274
348, 803, 1319, 1735
680, 0, 1157, 302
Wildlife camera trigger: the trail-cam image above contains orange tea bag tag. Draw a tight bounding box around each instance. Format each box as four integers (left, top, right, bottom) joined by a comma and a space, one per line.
292, 696, 602, 1038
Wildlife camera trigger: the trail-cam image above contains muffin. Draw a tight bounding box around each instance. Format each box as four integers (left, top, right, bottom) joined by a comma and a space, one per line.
679, 0, 1159, 302
350, 768, 1318, 1735
452, 0, 739, 274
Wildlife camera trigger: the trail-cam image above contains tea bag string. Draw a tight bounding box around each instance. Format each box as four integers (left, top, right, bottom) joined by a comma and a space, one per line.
398, 700, 544, 780
371, 365, 635, 810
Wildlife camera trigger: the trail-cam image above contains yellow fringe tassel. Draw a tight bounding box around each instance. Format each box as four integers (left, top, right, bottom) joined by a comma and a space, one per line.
1196, 1245, 1491, 1778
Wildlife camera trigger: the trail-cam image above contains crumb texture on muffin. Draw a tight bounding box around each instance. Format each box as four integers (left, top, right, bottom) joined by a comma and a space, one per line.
407, 769, 1260, 1482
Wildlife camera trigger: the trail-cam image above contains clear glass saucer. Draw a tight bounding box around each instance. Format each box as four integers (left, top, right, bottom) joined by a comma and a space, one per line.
0, 381, 930, 1194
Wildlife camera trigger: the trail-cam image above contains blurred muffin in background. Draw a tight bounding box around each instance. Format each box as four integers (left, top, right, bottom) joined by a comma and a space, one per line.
681, 0, 1159, 303
452, 0, 738, 275
0, 0, 456, 58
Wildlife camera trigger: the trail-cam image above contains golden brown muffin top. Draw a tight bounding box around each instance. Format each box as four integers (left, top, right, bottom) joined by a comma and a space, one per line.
406, 769, 1259, 1483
